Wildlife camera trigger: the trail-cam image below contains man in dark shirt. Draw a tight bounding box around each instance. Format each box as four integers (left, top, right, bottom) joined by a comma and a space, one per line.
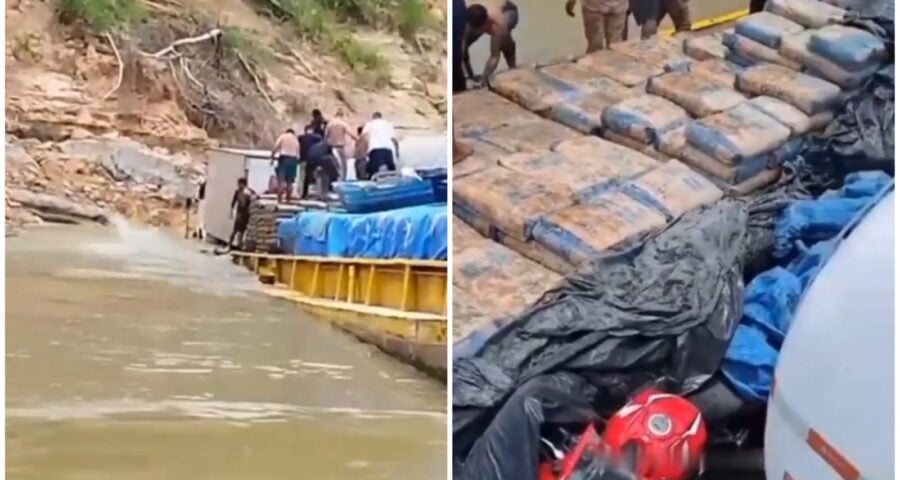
307, 109, 327, 137
299, 126, 326, 199
228, 178, 256, 250
302, 139, 340, 200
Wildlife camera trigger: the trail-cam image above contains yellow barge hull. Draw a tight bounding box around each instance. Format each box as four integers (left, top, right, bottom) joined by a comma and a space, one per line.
232, 252, 448, 381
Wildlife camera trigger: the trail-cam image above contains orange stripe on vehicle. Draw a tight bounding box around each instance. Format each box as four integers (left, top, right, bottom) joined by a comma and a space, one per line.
807, 429, 860, 480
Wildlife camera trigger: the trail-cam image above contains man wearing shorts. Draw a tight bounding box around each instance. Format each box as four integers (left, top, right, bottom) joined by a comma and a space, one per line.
271, 128, 300, 203
566, 0, 628, 52
629, 0, 691, 39
228, 178, 255, 250
463, 1, 519, 86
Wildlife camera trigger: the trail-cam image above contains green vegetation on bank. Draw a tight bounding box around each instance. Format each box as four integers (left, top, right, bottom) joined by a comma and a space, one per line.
53, 0, 436, 87
222, 26, 274, 65
274, 0, 436, 85
56, 0, 146, 33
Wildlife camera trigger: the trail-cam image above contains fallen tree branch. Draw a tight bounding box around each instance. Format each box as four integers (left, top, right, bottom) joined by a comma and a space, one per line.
236, 51, 277, 112
144, 28, 222, 59
180, 57, 204, 90
276, 41, 322, 82
100, 33, 124, 101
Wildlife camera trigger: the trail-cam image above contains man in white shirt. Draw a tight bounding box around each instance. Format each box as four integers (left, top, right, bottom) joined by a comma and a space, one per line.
362, 112, 400, 177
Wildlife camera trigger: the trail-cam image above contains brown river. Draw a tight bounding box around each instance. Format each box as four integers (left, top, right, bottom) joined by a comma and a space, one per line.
6, 222, 446, 480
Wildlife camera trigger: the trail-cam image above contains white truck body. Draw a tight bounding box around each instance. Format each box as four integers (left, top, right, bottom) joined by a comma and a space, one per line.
764, 190, 894, 480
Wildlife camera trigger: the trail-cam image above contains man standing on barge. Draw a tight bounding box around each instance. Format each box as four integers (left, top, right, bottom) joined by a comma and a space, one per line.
271, 128, 301, 204
566, 0, 629, 53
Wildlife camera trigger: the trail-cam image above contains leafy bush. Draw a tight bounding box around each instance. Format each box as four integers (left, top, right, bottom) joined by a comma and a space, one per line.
56, 0, 146, 33
223, 27, 273, 64
396, 0, 427, 39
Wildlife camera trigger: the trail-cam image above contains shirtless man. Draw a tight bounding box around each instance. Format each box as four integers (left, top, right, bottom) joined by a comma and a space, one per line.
270, 128, 300, 203
324, 108, 357, 181
462, 1, 519, 87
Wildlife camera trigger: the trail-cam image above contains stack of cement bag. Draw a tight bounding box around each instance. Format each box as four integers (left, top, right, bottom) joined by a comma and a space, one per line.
245, 200, 303, 253
710, 3, 888, 91
723, 11, 807, 68
453, 128, 723, 275
452, 216, 561, 342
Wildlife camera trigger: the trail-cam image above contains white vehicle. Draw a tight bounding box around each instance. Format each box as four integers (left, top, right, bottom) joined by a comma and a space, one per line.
764, 189, 894, 479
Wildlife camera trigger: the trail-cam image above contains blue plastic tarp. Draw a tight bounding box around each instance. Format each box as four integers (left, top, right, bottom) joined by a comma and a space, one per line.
721, 171, 893, 402
278, 204, 448, 260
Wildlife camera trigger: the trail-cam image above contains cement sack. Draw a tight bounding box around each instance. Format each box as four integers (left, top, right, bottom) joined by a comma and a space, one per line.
453, 203, 575, 275
548, 94, 610, 134
532, 193, 668, 267
491, 68, 572, 113
780, 30, 880, 88
779, 30, 817, 64
553, 136, 660, 191
546, 78, 634, 134
810, 25, 888, 71
725, 50, 759, 68
723, 32, 803, 70
621, 160, 723, 219
453, 153, 496, 180
523, 136, 661, 202
491, 227, 577, 275
453, 243, 561, 330
640, 144, 672, 163
463, 136, 516, 162
599, 128, 646, 147
747, 96, 834, 135
453, 285, 497, 342
453, 165, 572, 241
657, 124, 689, 159
800, 48, 881, 88
684, 35, 728, 61
601, 130, 670, 162
736, 63, 842, 114
734, 12, 805, 49
613, 37, 694, 73
454, 90, 538, 135
471, 118, 583, 154
499, 146, 649, 203
540, 63, 624, 95
690, 59, 745, 89
722, 168, 782, 197
680, 143, 773, 184
453, 215, 489, 254
686, 103, 792, 164
602, 94, 690, 145
765, 0, 846, 28
647, 71, 747, 117
577, 49, 663, 87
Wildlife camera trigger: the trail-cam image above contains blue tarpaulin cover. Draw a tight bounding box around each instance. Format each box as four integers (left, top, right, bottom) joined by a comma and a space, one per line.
277, 204, 448, 260
721, 171, 892, 402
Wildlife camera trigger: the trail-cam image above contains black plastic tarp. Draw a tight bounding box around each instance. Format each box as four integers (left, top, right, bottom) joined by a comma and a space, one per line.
454, 200, 756, 479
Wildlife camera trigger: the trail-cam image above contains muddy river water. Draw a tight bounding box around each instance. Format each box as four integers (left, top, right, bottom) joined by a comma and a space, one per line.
6, 222, 446, 480
467, 0, 749, 67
